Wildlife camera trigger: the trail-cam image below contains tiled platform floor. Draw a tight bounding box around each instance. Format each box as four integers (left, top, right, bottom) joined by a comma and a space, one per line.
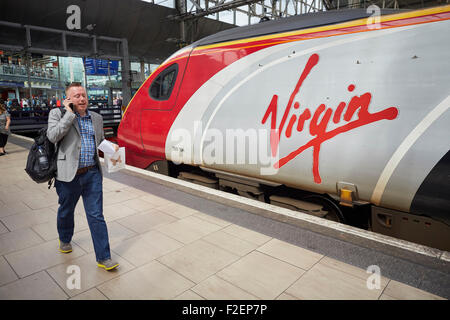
0, 139, 446, 300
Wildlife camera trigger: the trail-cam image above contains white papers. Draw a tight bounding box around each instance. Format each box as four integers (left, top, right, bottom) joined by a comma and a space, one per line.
104, 147, 126, 173
98, 139, 117, 155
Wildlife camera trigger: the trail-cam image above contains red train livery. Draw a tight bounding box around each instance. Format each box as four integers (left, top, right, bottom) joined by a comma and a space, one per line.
118, 6, 450, 250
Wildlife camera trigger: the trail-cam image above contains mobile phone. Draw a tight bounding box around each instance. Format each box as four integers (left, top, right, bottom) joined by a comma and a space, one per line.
68, 103, 74, 111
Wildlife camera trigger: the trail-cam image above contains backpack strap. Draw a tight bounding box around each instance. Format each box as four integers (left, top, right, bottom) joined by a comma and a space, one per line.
48, 108, 67, 190
48, 177, 55, 189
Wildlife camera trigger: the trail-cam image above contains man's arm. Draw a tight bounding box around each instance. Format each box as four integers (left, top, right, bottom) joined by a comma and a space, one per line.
99, 115, 105, 142
95, 113, 119, 152
47, 108, 76, 144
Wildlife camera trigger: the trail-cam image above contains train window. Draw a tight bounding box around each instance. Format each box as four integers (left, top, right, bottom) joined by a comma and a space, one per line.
149, 63, 179, 101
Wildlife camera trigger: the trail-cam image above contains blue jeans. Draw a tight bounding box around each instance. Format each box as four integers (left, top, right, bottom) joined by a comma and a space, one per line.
55, 166, 111, 261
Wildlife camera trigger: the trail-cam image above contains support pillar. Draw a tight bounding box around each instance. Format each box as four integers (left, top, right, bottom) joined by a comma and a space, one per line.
25, 53, 32, 100
121, 38, 132, 107
57, 56, 61, 100
140, 60, 146, 82
107, 59, 112, 106
83, 57, 88, 99
176, 0, 187, 44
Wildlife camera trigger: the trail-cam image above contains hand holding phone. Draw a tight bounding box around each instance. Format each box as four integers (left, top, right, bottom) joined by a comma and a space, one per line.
63, 98, 74, 113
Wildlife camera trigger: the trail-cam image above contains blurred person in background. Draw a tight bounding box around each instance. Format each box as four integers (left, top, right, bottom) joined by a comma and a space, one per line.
10, 99, 20, 111
0, 103, 11, 156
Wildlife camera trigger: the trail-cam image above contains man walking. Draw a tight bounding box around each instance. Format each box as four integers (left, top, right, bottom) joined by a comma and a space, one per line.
47, 82, 119, 271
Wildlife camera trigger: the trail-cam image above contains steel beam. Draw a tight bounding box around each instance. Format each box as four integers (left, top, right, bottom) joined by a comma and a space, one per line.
169, 0, 263, 20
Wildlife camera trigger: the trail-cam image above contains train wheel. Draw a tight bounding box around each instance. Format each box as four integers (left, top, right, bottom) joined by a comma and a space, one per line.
301, 195, 346, 224
237, 190, 265, 202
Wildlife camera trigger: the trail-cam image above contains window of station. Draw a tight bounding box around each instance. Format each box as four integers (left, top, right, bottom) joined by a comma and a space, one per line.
149, 63, 178, 101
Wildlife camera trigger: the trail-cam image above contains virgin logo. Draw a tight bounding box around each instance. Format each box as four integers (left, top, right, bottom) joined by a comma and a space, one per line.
262, 53, 399, 184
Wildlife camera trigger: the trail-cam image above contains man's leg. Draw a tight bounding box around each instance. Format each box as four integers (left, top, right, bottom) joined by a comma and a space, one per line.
80, 166, 111, 262
55, 177, 81, 244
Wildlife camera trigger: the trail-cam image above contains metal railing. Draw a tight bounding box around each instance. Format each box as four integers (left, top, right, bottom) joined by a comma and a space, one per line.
9, 105, 122, 133
0, 64, 58, 79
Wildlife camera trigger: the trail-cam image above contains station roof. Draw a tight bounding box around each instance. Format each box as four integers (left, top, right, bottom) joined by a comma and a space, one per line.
0, 0, 235, 63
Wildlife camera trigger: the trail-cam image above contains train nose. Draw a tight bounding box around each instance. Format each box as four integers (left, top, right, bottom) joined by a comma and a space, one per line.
117, 101, 139, 149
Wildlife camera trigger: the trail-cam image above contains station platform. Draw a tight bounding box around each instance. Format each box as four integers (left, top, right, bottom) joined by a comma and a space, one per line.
0, 135, 448, 300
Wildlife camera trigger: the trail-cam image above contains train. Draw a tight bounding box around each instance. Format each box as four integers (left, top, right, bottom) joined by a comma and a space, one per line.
118, 5, 450, 251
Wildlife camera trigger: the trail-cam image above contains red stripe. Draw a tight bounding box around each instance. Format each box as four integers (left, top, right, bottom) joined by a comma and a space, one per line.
194, 11, 450, 54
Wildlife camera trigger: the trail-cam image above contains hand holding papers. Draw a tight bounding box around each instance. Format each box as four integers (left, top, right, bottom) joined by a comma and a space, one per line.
105, 147, 126, 173
98, 140, 118, 155
98, 140, 125, 173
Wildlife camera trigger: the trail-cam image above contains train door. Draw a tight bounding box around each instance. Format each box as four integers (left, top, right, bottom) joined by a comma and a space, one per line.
140, 55, 191, 159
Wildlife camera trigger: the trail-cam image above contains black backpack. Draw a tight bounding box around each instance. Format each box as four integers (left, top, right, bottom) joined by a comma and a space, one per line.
25, 108, 66, 189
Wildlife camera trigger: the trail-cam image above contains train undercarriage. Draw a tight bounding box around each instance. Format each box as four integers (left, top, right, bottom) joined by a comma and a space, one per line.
144, 160, 450, 252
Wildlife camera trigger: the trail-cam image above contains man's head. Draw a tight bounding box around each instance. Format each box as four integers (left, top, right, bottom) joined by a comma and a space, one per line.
65, 82, 88, 115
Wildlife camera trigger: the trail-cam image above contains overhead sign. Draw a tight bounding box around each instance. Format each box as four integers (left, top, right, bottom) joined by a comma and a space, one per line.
24, 81, 52, 89
0, 81, 24, 87
83, 58, 96, 75
83, 58, 119, 76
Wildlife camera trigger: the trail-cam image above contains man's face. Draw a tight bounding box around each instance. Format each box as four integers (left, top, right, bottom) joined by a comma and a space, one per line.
67, 86, 88, 114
